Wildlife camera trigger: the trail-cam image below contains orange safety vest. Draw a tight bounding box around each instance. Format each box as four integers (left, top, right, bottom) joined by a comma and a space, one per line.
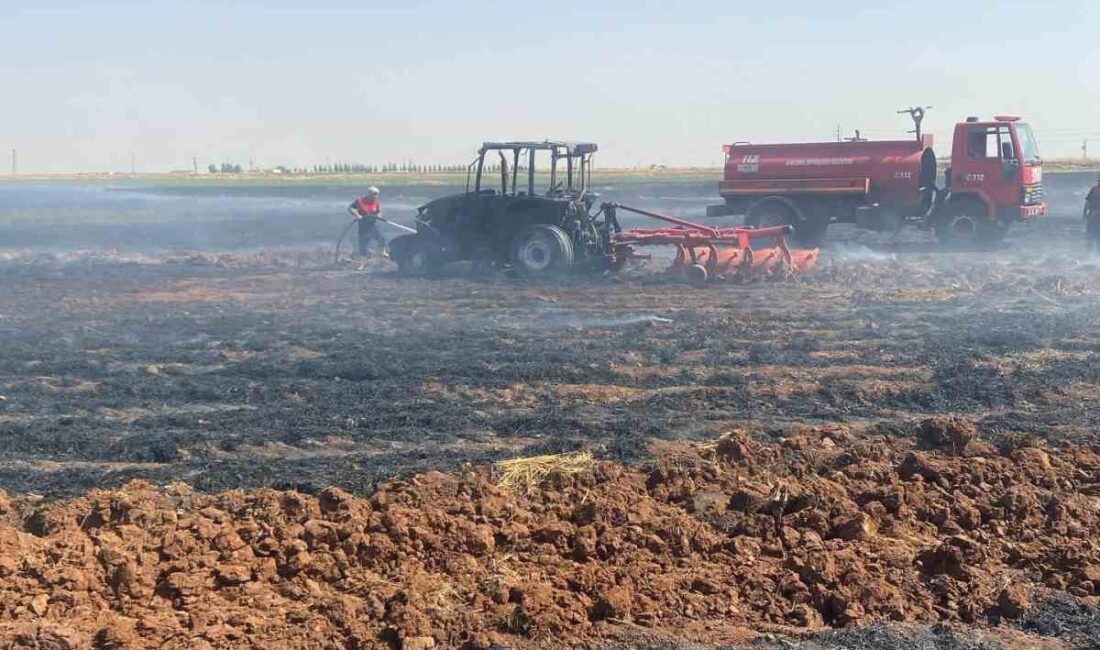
355, 196, 380, 216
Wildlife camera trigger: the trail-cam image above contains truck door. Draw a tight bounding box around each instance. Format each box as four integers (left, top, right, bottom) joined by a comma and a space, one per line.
955, 124, 1016, 210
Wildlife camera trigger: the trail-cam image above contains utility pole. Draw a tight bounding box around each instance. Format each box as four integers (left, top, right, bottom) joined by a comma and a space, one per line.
835, 125, 841, 142
192, 157, 198, 174
1083, 139, 1089, 161
10, 149, 16, 176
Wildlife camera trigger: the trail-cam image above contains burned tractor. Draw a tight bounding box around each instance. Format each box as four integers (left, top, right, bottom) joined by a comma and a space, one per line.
389, 140, 818, 285
390, 141, 622, 277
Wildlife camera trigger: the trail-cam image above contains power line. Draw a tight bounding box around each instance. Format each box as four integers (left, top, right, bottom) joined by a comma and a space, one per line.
1033, 129, 1100, 135
1038, 136, 1100, 143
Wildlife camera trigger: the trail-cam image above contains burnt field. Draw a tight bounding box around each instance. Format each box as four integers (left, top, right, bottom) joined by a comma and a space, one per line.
1, 177, 1099, 649
1, 232, 1099, 497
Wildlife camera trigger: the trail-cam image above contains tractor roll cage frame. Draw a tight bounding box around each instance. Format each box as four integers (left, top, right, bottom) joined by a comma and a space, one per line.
465, 141, 597, 198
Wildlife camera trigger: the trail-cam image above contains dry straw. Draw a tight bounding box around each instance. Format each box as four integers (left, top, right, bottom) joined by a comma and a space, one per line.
496, 451, 594, 495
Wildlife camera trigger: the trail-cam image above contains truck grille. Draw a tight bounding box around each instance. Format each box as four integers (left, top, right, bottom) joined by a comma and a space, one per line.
1022, 183, 1044, 205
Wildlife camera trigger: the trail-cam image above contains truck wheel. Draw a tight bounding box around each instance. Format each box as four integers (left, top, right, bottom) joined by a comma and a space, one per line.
936, 199, 1001, 249
745, 202, 793, 230
510, 225, 574, 276
746, 202, 827, 247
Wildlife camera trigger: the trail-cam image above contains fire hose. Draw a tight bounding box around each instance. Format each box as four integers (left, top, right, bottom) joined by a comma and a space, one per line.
333, 219, 357, 265
333, 213, 418, 265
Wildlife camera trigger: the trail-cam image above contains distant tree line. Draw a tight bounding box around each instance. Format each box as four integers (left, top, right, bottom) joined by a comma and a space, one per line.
203, 161, 473, 175
310, 163, 467, 174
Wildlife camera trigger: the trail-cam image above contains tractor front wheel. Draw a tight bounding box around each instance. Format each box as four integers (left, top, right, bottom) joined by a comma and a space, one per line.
510, 225, 575, 277
394, 235, 445, 278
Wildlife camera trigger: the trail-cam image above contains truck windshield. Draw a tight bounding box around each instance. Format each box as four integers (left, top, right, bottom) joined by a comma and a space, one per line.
1015, 123, 1040, 163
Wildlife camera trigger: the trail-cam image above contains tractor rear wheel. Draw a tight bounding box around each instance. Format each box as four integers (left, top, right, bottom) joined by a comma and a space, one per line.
510, 225, 574, 277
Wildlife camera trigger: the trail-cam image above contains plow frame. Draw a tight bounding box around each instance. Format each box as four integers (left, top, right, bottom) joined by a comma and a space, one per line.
601, 203, 818, 285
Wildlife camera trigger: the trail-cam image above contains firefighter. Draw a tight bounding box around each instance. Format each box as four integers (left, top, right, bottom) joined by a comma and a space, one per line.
348, 186, 387, 257
1086, 174, 1100, 252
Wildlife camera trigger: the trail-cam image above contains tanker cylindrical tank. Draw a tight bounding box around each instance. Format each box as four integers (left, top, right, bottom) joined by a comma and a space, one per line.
722, 137, 937, 206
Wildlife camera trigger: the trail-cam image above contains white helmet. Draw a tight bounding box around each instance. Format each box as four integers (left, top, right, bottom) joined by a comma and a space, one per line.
367, 186, 380, 196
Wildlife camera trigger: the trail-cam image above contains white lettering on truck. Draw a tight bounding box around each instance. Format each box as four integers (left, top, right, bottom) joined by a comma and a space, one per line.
785, 158, 856, 166
736, 154, 760, 173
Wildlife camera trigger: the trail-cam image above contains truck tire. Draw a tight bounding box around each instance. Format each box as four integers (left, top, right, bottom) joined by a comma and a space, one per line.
936, 199, 1004, 249
745, 201, 794, 230
510, 224, 574, 277
746, 201, 827, 247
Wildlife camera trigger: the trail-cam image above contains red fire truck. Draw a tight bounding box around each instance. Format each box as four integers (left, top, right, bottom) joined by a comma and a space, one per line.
706, 108, 1045, 246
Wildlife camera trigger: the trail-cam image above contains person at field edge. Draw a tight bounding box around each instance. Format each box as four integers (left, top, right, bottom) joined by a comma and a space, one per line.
348, 186, 388, 257
1086, 174, 1100, 253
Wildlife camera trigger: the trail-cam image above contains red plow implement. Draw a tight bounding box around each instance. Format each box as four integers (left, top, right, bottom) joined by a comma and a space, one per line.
606, 204, 819, 285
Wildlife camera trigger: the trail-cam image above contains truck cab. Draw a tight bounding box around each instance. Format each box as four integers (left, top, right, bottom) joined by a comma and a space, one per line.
938, 116, 1044, 244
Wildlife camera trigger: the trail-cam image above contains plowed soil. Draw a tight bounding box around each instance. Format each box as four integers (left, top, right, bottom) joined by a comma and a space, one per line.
0, 421, 1097, 649
2, 201, 1100, 648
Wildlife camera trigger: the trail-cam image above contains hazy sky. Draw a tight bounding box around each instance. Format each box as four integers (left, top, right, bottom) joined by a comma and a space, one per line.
2, 0, 1098, 173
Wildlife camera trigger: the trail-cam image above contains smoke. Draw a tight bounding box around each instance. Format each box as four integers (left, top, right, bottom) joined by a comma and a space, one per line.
473, 306, 677, 331
0, 246, 340, 270
0, 249, 163, 265
826, 241, 897, 262
539, 312, 674, 328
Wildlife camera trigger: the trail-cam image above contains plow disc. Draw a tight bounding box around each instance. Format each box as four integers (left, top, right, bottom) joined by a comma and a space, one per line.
605, 204, 819, 285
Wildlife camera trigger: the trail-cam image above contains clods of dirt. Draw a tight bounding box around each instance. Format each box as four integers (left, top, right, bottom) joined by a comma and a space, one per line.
917, 415, 979, 455
0, 424, 1095, 649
